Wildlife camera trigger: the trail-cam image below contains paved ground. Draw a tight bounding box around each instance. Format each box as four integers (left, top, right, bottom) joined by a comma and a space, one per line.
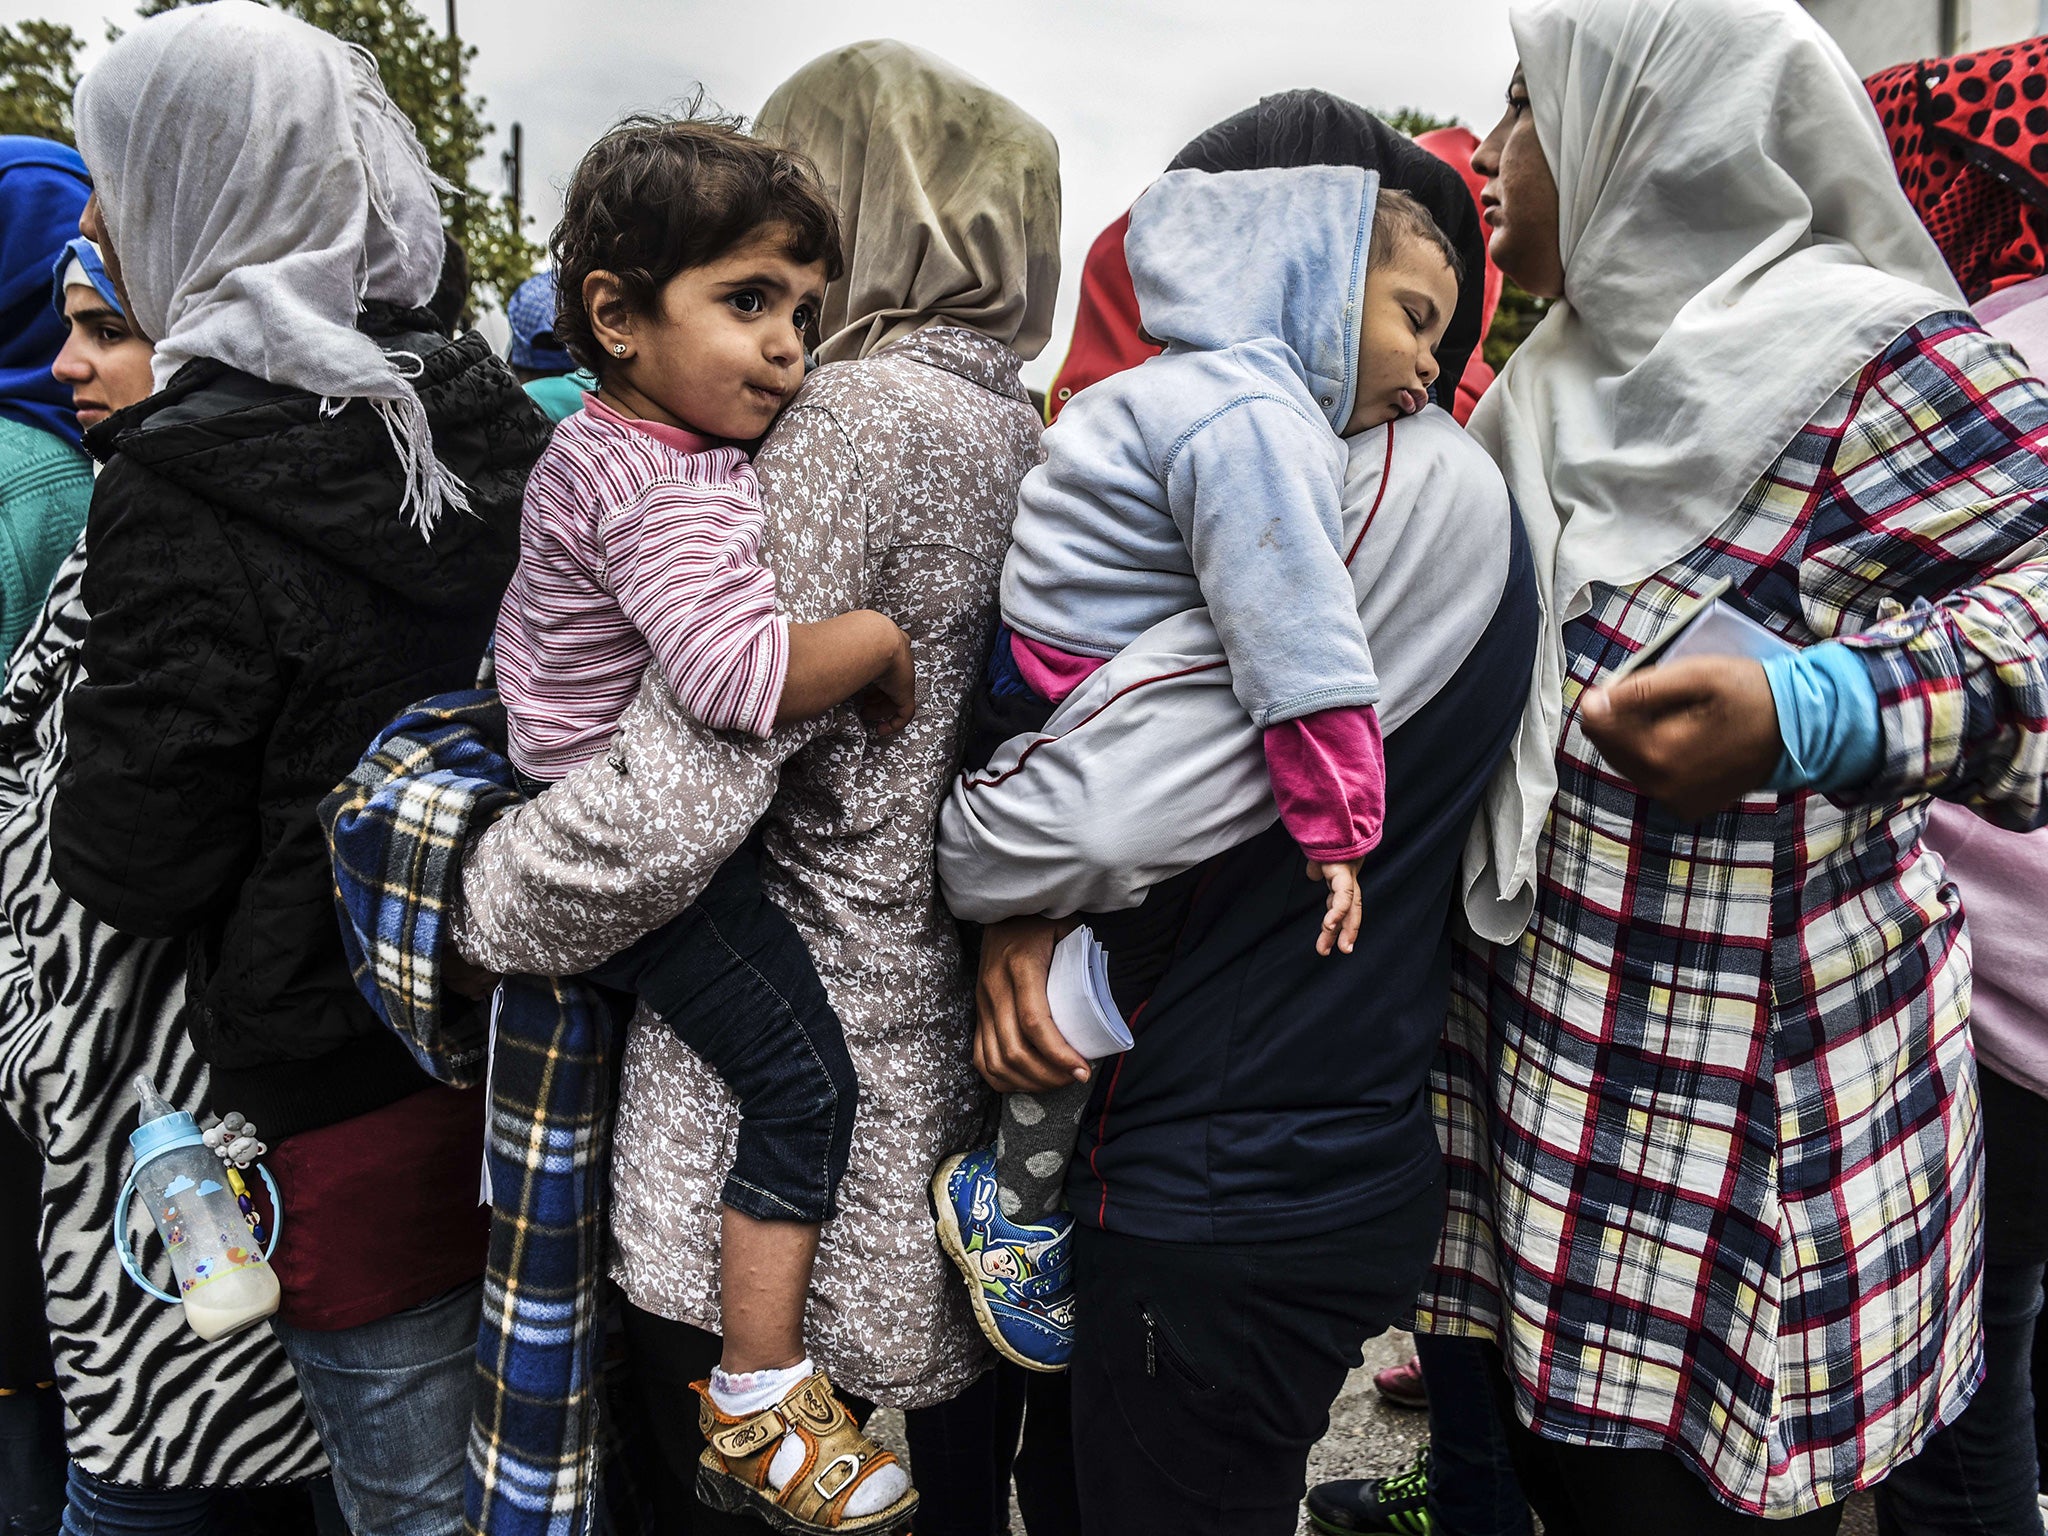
875, 1327, 1881, 1533
1301, 1330, 1878, 1535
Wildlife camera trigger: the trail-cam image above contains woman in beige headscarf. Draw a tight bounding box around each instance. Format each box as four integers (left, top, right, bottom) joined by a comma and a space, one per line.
762, 38, 1060, 367
452, 40, 1059, 1535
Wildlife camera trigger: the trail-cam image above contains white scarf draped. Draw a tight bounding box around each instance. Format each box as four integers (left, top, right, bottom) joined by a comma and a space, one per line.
1461, 0, 1963, 943
73, 0, 471, 536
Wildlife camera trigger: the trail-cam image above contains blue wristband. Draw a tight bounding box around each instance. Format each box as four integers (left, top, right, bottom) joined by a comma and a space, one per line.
1761, 641, 1882, 794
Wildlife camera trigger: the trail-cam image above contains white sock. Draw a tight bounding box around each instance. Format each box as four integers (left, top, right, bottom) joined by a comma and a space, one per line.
708, 1357, 910, 1518
709, 1358, 814, 1417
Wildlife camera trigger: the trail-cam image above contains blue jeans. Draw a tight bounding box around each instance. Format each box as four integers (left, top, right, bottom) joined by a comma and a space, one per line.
271, 1279, 480, 1536
59, 1467, 221, 1536
1419, 1334, 1532, 1536
0, 1388, 63, 1536
585, 837, 857, 1224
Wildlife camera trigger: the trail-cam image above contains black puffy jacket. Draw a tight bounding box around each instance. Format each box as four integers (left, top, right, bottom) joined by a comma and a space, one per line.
51, 309, 544, 1139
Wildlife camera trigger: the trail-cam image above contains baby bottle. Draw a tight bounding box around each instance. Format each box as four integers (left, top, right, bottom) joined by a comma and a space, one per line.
114, 1076, 281, 1341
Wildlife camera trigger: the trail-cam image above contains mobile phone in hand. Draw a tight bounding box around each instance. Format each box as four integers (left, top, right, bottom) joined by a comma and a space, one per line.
1611, 576, 1736, 682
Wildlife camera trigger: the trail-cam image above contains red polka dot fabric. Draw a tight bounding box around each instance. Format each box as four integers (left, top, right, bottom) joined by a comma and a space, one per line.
1869, 38, 2048, 301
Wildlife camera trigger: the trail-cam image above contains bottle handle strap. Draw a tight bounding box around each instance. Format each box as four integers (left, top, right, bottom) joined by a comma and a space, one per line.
114, 1164, 284, 1306
113, 1166, 180, 1305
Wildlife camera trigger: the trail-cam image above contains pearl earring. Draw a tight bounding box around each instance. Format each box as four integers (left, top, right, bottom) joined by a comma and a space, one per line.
612, 343, 627, 356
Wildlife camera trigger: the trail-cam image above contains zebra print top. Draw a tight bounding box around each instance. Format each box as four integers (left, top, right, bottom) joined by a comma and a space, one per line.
0, 537, 325, 1485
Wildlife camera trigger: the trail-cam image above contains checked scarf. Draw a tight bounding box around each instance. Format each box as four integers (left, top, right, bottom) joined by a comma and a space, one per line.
321, 691, 621, 1536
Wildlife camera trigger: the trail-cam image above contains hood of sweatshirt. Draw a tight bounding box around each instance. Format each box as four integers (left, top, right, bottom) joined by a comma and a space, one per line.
86, 307, 541, 615
1124, 164, 1378, 432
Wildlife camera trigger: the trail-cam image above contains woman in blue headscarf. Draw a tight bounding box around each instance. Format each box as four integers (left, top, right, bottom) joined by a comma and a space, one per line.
0, 136, 93, 660
0, 131, 93, 1536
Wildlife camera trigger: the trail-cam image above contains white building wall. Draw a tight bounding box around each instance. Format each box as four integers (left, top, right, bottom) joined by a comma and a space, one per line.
1801, 0, 2045, 73
1803, 0, 1944, 73
1960, 0, 2048, 47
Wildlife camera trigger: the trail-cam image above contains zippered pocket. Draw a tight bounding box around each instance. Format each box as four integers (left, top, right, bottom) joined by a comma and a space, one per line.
1141, 1304, 1214, 1391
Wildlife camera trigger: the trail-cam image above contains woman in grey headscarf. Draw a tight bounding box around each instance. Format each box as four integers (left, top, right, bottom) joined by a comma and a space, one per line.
53, 6, 546, 1533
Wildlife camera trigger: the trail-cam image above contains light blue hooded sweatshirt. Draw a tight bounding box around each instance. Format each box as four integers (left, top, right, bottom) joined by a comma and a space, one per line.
1001, 164, 1381, 728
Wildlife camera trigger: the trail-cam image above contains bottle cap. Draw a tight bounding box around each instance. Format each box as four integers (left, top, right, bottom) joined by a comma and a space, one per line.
129, 1110, 205, 1165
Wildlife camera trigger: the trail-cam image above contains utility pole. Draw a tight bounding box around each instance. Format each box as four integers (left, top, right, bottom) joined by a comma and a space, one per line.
503, 123, 523, 232
445, 0, 465, 242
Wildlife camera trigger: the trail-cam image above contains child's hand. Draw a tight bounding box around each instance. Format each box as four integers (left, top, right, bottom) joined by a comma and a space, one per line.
858, 625, 917, 734
445, 951, 500, 1001
1306, 859, 1364, 956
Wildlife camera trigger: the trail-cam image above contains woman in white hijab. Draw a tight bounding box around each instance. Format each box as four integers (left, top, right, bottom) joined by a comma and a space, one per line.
56, 6, 545, 1534
1414, 0, 2048, 1530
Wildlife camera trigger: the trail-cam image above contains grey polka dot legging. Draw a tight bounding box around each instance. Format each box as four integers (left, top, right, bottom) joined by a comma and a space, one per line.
995, 1077, 1097, 1220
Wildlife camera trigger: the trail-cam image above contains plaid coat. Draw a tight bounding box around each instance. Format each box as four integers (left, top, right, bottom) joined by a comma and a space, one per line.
323, 693, 623, 1536
1418, 314, 2048, 1516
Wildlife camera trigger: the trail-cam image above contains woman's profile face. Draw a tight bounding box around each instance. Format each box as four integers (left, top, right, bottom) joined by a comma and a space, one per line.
1473, 68, 1565, 300
55, 283, 154, 433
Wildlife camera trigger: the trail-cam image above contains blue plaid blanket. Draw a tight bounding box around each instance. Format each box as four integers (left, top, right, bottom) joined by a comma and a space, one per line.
322, 691, 622, 1536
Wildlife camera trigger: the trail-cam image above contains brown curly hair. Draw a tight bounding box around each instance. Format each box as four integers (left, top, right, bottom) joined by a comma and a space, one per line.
549, 110, 844, 378
1369, 187, 1467, 287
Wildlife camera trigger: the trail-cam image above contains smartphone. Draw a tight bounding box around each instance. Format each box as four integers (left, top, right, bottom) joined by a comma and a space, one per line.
1610, 576, 1736, 682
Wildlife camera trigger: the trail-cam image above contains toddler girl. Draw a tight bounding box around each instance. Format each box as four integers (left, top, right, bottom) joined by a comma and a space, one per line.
495, 115, 915, 1534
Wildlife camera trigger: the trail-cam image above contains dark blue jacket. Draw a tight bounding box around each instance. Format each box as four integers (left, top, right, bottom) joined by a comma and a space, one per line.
1069, 515, 1537, 1242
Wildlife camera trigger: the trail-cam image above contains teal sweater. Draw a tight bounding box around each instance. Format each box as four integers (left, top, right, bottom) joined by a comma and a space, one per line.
0, 416, 90, 659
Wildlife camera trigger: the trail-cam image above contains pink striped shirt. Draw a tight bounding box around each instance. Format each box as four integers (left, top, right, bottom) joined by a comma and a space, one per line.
496, 396, 790, 780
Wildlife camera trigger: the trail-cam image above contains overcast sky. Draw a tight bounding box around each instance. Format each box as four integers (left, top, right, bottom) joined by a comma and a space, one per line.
15, 0, 1522, 384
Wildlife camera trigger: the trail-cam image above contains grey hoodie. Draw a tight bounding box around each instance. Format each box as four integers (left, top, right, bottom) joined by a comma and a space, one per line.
1000, 164, 1381, 727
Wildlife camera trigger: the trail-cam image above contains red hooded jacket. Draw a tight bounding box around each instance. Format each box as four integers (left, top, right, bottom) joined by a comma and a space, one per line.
1045, 123, 1504, 424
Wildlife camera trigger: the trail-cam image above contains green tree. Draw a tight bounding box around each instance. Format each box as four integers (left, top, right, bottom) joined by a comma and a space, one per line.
1485, 280, 1551, 371
0, 20, 84, 144
131, 0, 537, 306
1377, 106, 1457, 138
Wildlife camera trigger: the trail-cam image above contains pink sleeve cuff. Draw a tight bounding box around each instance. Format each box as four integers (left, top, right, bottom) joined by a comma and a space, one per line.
1009, 631, 1108, 706
1263, 705, 1386, 864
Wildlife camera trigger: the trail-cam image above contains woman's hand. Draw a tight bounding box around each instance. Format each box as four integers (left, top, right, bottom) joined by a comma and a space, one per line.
1579, 656, 1782, 820
974, 915, 1089, 1094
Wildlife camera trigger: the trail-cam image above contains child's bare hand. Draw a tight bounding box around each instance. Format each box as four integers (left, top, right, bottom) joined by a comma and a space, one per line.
1306, 859, 1364, 956
858, 626, 916, 734
444, 951, 500, 1001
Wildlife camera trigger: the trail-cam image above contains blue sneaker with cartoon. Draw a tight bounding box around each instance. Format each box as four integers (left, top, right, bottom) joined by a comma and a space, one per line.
930, 1146, 1073, 1372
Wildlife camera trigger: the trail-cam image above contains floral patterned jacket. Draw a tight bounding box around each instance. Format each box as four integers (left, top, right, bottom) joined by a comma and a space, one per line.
452, 326, 1041, 1406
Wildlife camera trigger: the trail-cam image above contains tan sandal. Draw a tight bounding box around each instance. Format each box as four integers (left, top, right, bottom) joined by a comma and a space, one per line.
692, 1369, 918, 1535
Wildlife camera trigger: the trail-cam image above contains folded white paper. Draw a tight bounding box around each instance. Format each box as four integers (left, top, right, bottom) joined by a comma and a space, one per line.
1046, 925, 1133, 1061
478, 983, 502, 1207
